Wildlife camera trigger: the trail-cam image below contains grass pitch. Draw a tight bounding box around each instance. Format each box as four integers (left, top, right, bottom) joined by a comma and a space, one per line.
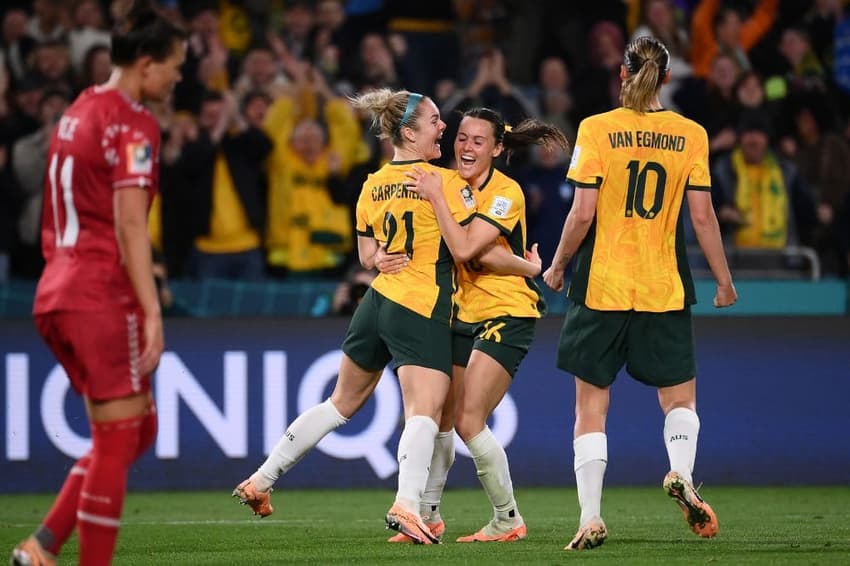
1, 486, 848, 565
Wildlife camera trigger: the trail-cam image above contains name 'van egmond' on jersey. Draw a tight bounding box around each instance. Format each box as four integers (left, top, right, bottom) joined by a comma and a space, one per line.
608, 130, 686, 152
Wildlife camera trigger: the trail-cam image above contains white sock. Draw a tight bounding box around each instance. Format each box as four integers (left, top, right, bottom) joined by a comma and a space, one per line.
420, 430, 455, 522
574, 432, 607, 526
395, 415, 439, 513
664, 407, 700, 484
252, 399, 349, 491
466, 426, 520, 525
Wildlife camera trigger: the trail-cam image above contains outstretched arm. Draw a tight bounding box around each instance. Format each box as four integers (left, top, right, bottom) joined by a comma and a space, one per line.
478, 242, 541, 277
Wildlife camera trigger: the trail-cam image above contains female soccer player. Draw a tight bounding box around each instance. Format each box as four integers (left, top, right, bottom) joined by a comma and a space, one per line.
233, 89, 539, 544
542, 36, 737, 550
11, 3, 186, 566
398, 108, 568, 543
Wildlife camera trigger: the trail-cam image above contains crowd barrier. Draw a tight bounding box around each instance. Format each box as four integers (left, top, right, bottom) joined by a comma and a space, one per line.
2, 315, 848, 493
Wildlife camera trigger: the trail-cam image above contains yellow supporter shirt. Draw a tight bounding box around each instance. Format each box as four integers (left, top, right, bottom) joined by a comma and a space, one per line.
454, 168, 545, 323
356, 160, 471, 323
195, 154, 262, 253
566, 108, 710, 312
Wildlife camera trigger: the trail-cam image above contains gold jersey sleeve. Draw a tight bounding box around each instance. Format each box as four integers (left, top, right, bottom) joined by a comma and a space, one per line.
454, 169, 545, 323
566, 108, 709, 312
355, 161, 469, 322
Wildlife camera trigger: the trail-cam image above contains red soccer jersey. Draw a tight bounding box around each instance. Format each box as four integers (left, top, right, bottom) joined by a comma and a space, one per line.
34, 87, 161, 314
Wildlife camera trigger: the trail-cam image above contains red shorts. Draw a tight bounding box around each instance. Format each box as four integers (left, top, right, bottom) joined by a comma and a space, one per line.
35, 309, 151, 401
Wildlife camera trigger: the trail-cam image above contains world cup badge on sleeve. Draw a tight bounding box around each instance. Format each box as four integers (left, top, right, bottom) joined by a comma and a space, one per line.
127, 141, 153, 174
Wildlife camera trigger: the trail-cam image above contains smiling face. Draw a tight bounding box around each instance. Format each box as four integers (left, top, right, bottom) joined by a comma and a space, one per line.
454, 116, 502, 188
404, 97, 445, 161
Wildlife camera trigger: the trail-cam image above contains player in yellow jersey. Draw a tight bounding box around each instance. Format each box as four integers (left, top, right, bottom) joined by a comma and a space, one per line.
542, 36, 738, 551
232, 89, 537, 544
398, 108, 567, 543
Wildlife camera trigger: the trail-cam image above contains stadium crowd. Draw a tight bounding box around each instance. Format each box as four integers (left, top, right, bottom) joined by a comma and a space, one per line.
1, 0, 850, 288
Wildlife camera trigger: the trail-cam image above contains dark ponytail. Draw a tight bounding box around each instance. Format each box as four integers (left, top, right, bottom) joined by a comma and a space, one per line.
462, 107, 569, 163
111, 0, 187, 66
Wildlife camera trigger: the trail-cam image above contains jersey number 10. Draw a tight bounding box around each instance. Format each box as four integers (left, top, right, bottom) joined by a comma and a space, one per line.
625, 160, 666, 219
48, 154, 80, 247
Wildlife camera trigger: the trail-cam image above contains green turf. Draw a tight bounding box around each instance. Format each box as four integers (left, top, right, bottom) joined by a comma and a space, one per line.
1, 487, 848, 565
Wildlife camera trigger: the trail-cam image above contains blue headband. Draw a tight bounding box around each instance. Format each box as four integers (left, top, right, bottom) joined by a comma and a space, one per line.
397, 93, 424, 131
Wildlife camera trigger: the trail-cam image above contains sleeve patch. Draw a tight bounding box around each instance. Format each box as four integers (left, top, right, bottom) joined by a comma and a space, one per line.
488, 195, 513, 218
127, 142, 152, 174
569, 144, 581, 170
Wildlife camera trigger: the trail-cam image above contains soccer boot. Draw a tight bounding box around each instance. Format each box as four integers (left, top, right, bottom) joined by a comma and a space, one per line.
10, 537, 57, 566
385, 504, 440, 544
564, 517, 608, 550
456, 519, 527, 542
232, 478, 274, 517
387, 519, 445, 543
663, 471, 719, 537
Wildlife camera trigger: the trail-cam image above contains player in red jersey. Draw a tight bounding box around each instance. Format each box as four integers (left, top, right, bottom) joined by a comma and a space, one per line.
11, 3, 186, 566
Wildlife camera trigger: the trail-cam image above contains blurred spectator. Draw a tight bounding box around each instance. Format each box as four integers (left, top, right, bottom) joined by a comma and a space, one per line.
517, 144, 573, 271
440, 48, 535, 167
454, 0, 510, 83
179, 91, 272, 280
712, 110, 817, 252
26, 0, 68, 43
0, 73, 45, 162
331, 263, 377, 315
777, 26, 828, 97
803, 0, 845, 71
263, 68, 361, 277
531, 56, 577, 143
233, 45, 290, 102
278, 0, 316, 61
574, 20, 625, 120
782, 95, 850, 276
689, 0, 778, 79
68, 0, 110, 74
385, 1, 461, 95
350, 32, 403, 91
631, 0, 693, 111
11, 88, 70, 278
29, 39, 74, 92
2, 8, 36, 82
678, 53, 742, 157
77, 43, 111, 90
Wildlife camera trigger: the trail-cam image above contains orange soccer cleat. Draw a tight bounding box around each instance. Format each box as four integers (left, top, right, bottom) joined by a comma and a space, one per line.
564, 518, 608, 550
232, 479, 274, 518
387, 518, 445, 543
456, 520, 527, 542
663, 471, 719, 538
385, 504, 440, 544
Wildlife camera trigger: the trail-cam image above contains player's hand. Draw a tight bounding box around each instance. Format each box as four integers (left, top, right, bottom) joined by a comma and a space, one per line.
525, 243, 542, 276
713, 282, 737, 308
374, 243, 408, 274
543, 264, 564, 292
404, 167, 442, 201
140, 312, 164, 376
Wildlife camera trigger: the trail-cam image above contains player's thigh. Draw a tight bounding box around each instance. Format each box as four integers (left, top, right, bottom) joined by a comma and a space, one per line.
626, 308, 696, 387
557, 302, 629, 387
377, 295, 452, 377
35, 313, 84, 393
470, 316, 536, 378
38, 309, 151, 401
341, 288, 392, 372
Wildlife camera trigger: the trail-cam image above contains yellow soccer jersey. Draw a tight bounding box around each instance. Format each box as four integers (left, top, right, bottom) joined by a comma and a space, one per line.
566, 107, 710, 312
356, 160, 472, 322
454, 168, 545, 323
